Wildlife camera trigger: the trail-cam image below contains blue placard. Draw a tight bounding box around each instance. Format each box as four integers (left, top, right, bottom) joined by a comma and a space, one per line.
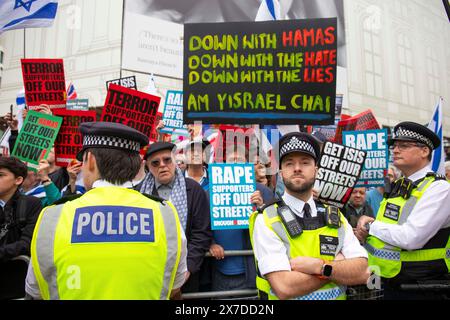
71, 206, 155, 243
342, 129, 388, 187
208, 163, 256, 230
160, 90, 189, 136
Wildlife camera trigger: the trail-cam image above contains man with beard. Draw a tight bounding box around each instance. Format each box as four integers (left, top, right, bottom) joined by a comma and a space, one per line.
249, 132, 369, 300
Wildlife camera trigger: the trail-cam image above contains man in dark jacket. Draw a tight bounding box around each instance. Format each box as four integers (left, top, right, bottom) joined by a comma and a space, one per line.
138, 142, 212, 293
0, 157, 42, 299
342, 187, 374, 228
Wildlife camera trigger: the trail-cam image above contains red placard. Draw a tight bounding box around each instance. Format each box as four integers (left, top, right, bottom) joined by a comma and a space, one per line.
334, 109, 380, 144
149, 112, 163, 143
21, 59, 67, 109
100, 84, 160, 139
53, 109, 97, 167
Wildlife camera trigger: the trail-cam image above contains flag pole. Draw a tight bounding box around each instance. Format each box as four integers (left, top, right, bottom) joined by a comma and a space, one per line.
119, 0, 125, 79
23, 28, 26, 58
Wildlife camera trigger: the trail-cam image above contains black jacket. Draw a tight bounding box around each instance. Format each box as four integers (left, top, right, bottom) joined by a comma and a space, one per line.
182, 178, 213, 274
341, 202, 374, 228
0, 190, 42, 262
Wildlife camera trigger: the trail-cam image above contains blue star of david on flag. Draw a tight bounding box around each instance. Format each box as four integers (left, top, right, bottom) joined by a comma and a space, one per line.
14, 0, 37, 12
0, 0, 59, 34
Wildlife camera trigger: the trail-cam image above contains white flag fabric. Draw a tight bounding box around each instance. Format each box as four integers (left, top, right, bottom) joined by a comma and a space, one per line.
427, 98, 445, 175
0, 0, 58, 35
255, 0, 281, 21
143, 73, 159, 96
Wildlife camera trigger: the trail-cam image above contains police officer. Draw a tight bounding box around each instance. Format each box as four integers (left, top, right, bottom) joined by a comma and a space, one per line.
249, 132, 369, 300
356, 122, 450, 300
25, 122, 187, 300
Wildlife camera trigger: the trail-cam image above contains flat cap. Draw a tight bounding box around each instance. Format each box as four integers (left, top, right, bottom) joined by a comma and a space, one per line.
388, 121, 440, 150
76, 122, 149, 161
144, 142, 176, 160
279, 132, 321, 164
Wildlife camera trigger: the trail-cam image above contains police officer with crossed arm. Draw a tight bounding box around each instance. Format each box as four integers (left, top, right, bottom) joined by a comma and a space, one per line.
25, 122, 187, 300
249, 132, 369, 300
356, 122, 450, 300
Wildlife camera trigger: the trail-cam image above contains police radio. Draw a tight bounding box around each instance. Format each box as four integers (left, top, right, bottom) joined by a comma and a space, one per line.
276, 193, 303, 238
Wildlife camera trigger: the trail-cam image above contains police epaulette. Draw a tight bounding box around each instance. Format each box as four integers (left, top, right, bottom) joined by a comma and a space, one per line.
257, 198, 283, 213
142, 193, 165, 204
426, 172, 446, 181
52, 194, 83, 205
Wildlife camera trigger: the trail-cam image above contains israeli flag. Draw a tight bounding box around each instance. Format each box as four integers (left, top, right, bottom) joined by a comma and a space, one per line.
255, 0, 281, 21
143, 73, 159, 96
16, 88, 26, 130
427, 98, 445, 175
0, 0, 58, 35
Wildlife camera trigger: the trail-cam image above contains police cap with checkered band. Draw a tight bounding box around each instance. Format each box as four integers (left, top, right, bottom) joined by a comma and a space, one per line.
76, 122, 149, 161
388, 121, 440, 151
278, 132, 321, 166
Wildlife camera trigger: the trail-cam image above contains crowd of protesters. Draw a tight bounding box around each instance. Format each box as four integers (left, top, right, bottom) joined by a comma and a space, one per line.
0, 104, 449, 300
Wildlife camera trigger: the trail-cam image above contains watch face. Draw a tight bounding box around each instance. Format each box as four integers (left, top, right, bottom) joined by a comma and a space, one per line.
323, 264, 333, 277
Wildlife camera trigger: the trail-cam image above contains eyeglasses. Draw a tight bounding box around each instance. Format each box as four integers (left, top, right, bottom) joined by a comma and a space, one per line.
389, 142, 426, 151
150, 156, 173, 168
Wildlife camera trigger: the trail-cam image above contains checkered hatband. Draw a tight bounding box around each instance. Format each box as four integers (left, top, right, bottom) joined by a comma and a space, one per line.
394, 127, 434, 149
83, 135, 141, 152
280, 136, 316, 158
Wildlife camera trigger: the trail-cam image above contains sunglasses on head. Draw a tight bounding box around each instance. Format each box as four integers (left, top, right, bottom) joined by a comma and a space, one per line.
150, 156, 173, 168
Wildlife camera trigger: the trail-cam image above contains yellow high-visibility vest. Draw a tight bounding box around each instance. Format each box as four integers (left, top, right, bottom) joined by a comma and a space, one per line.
31, 187, 182, 300
366, 175, 450, 279
249, 202, 347, 300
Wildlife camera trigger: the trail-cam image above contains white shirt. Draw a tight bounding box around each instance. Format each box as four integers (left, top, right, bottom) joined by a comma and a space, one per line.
25, 179, 188, 299
370, 165, 450, 250
253, 192, 368, 276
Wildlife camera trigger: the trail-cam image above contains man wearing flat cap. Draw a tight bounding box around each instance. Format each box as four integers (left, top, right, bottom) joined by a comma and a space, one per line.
356, 121, 450, 299
25, 122, 187, 300
139, 141, 212, 293
249, 132, 369, 300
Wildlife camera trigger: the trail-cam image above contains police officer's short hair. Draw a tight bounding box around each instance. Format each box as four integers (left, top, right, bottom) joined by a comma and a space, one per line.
84, 148, 141, 185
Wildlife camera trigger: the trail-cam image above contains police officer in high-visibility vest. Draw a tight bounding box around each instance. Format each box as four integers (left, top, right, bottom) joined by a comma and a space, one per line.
356, 122, 450, 300
25, 122, 187, 300
249, 132, 369, 300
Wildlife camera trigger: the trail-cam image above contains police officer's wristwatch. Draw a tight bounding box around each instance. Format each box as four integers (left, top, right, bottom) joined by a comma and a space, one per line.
317, 260, 333, 280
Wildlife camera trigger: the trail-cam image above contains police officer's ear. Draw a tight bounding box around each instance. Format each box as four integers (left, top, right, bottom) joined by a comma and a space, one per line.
84, 151, 98, 172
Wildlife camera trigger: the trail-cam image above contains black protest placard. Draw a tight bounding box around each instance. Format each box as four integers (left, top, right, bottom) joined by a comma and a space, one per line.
184, 18, 337, 125
106, 76, 137, 90
315, 141, 366, 208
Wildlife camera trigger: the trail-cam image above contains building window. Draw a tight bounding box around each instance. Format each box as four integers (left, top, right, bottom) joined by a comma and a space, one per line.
398, 34, 415, 105
425, 47, 440, 107
363, 19, 383, 98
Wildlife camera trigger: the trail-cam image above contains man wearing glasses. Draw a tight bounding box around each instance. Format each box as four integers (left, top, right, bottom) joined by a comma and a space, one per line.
140, 142, 212, 294
356, 121, 450, 299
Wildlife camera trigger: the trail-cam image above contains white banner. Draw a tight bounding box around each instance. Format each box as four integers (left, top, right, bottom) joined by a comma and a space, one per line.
122, 13, 183, 79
